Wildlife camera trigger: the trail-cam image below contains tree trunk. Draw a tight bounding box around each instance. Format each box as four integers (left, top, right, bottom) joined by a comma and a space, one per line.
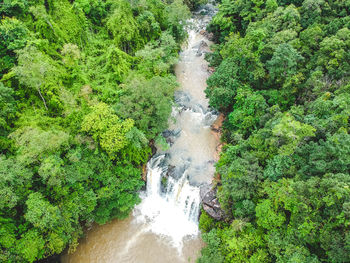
37, 86, 48, 111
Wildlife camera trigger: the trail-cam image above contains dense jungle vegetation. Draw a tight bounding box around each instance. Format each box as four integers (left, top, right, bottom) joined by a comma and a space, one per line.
198, 0, 350, 262
0, 0, 203, 261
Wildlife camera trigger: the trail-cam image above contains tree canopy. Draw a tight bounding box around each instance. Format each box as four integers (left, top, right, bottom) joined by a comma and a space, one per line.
199, 0, 350, 262
0, 0, 195, 261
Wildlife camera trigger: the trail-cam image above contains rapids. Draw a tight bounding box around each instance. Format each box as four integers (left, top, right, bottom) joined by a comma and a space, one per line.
62, 3, 218, 262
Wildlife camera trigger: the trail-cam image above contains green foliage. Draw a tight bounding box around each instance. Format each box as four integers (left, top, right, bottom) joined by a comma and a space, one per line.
107, 0, 143, 53
184, 0, 208, 11
0, 0, 188, 260
267, 43, 303, 84
206, 58, 244, 112
116, 74, 178, 138
0, 83, 16, 150
271, 113, 315, 155
10, 126, 70, 164
0, 17, 30, 76
13, 45, 66, 111
164, 0, 191, 42
199, 209, 216, 233
198, 229, 225, 263
136, 32, 178, 77
0, 0, 30, 17
227, 87, 268, 137
0, 156, 32, 209
82, 102, 136, 158
73, 0, 108, 26
200, 0, 350, 262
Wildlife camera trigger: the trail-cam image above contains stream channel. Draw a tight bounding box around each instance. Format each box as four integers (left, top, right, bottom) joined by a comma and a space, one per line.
62, 4, 219, 262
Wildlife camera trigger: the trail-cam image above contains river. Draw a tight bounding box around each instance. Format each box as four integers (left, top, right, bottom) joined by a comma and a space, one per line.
62, 4, 218, 263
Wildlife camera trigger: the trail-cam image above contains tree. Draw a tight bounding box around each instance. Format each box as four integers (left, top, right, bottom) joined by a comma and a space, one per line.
0, 83, 16, 150
81, 102, 135, 158
0, 0, 29, 17
13, 45, 64, 111
227, 88, 268, 137
136, 32, 178, 77
206, 58, 244, 112
9, 126, 70, 164
0, 17, 30, 76
0, 0, 191, 261
267, 43, 303, 84
164, 0, 190, 42
199, 0, 350, 262
73, 0, 107, 26
0, 156, 32, 210
107, 0, 143, 53
316, 28, 350, 79
271, 113, 316, 155
116, 74, 177, 138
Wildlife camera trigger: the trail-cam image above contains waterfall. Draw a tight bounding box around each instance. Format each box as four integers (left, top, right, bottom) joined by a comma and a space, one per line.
133, 2, 218, 252
134, 99, 218, 250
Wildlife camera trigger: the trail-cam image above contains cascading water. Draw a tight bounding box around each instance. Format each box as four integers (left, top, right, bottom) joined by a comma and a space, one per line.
134, 154, 201, 248
134, 92, 219, 249
62, 3, 219, 263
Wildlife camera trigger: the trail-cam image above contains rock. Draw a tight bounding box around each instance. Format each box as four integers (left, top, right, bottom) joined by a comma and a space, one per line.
198, 40, 209, 50
200, 184, 211, 199
166, 165, 176, 179
162, 130, 172, 138
199, 30, 215, 41
141, 164, 147, 181
173, 128, 181, 137
196, 40, 209, 57
162, 129, 181, 146
210, 113, 225, 161
160, 175, 168, 193
175, 91, 192, 107
167, 164, 189, 180
149, 139, 157, 156
207, 32, 214, 41
201, 41, 208, 47
166, 137, 174, 146
208, 67, 215, 74
191, 103, 205, 114
201, 186, 227, 220
210, 113, 224, 133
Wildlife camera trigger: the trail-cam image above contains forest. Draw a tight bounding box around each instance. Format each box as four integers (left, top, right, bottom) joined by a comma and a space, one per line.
198, 0, 350, 262
0, 0, 201, 261
1, 0, 350, 262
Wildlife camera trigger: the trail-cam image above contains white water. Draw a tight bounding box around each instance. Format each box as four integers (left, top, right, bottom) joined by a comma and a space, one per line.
134, 155, 200, 248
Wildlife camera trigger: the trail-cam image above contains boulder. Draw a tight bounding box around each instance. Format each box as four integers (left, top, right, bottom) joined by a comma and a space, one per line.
162, 128, 181, 138
200, 186, 226, 220
167, 165, 186, 180
172, 128, 181, 137
210, 113, 224, 133
208, 67, 215, 74
196, 40, 209, 56
162, 130, 172, 138
166, 137, 174, 146
206, 32, 214, 41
